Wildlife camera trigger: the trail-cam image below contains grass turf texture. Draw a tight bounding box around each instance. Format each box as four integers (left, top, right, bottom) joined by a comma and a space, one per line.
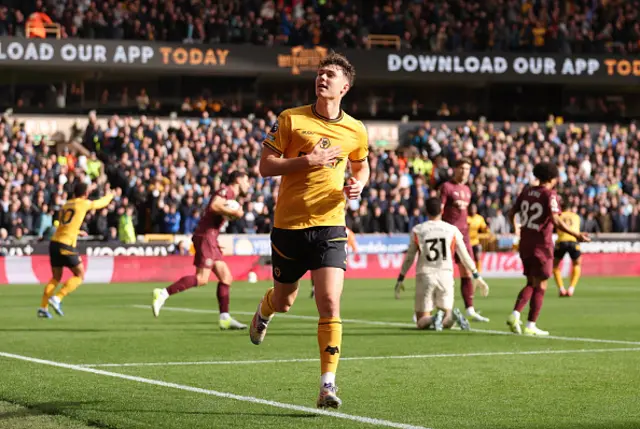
1, 278, 640, 429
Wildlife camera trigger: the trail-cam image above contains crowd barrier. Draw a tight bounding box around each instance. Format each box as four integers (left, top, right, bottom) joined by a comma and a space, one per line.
0, 252, 639, 284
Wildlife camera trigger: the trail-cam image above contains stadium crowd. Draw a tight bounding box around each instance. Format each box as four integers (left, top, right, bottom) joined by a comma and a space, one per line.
1, 0, 637, 54
1, 109, 640, 245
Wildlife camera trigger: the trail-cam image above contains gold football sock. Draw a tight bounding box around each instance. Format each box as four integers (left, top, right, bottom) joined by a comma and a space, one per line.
318, 317, 342, 377
55, 276, 83, 301
570, 265, 581, 288
553, 268, 564, 289
475, 259, 482, 273
41, 279, 58, 308
259, 288, 276, 319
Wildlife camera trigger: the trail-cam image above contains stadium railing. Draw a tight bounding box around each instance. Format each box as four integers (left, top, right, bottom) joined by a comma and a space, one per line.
365, 34, 401, 50
26, 22, 61, 39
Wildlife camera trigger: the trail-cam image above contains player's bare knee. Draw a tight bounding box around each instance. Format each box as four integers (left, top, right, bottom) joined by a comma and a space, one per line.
196, 275, 208, 286
316, 294, 340, 318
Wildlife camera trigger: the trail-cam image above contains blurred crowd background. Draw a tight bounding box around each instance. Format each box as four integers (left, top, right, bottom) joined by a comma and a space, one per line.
1, 110, 639, 245
1, 0, 639, 245
2, 0, 638, 54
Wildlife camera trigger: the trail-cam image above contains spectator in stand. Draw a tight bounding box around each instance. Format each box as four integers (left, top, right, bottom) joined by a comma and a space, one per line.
1, 109, 639, 241
0, 0, 637, 54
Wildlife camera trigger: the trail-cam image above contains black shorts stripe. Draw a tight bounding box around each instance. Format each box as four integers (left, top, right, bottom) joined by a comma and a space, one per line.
318, 321, 343, 325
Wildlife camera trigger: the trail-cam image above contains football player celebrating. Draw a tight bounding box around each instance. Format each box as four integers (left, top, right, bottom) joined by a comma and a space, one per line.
250, 52, 369, 409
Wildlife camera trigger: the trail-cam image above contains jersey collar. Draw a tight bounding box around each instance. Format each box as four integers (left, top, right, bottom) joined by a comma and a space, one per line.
311, 103, 344, 123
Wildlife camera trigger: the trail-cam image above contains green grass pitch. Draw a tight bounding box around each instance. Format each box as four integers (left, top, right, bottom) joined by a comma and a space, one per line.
1, 277, 640, 429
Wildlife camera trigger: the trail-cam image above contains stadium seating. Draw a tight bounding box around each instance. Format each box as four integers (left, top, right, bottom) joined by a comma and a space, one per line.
1, 112, 639, 243
2, 0, 636, 53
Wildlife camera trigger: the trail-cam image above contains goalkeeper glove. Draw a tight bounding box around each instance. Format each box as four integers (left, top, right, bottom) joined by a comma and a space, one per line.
472, 271, 490, 297
394, 274, 405, 299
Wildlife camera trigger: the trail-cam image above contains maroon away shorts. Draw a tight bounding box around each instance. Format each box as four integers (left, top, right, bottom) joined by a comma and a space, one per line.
521, 255, 553, 280
192, 235, 223, 269
454, 233, 473, 264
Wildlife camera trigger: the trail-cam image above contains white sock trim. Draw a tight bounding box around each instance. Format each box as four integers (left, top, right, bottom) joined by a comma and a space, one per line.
320, 372, 336, 387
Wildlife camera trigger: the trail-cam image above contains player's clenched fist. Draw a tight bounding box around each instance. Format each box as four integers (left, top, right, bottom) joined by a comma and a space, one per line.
308, 141, 342, 167
343, 177, 363, 200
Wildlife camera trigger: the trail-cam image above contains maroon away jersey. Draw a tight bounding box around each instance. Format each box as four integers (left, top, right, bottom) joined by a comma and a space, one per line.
194, 186, 236, 238
440, 181, 471, 235
514, 185, 560, 260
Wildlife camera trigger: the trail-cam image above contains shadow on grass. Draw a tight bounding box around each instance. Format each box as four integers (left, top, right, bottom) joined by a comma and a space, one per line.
0, 399, 320, 424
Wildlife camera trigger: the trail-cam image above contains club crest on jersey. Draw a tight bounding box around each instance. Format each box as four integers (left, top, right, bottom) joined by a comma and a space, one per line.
320, 137, 331, 149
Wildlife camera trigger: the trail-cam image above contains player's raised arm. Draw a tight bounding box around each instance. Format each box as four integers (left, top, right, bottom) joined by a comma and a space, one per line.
395, 231, 420, 299
90, 193, 115, 210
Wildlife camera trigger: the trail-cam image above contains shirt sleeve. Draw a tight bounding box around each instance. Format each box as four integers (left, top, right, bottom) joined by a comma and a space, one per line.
348, 121, 369, 162
262, 111, 291, 156
399, 230, 420, 277
90, 194, 114, 211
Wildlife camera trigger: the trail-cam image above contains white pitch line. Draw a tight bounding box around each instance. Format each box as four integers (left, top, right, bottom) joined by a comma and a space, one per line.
133, 305, 412, 327
79, 347, 640, 368
134, 305, 640, 346
0, 351, 429, 429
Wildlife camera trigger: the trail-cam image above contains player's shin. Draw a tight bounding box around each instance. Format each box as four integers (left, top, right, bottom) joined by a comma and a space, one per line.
570, 265, 581, 289
460, 277, 474, 309
318, 317, 342, 386
55, 276, 82, 301
217, 282, 230, 317
514, 284, 534, 312
41, 279, 58, 309
166, 275, 198, 295
527, 286, 546, 324
259, 287, 276, 319
553, 267, 564, 290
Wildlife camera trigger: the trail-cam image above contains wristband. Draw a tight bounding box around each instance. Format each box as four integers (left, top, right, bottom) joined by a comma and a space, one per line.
472, 272, 480, 279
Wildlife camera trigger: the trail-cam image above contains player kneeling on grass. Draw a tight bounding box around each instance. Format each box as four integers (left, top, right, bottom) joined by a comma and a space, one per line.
151, 171, 250, 330
394, 197, 489, 331
506, 163, 590, 337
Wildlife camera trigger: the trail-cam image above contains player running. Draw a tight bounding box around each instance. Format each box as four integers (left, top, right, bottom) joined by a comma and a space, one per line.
39, 182, 114, 318
151, 171, 250, 330
440, 158, 489, 322
467, 203, 488, 273
394, 197, 489, 331
552, 203, 582, 297
249, 52, 369, 409
506, 163, 589, 336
